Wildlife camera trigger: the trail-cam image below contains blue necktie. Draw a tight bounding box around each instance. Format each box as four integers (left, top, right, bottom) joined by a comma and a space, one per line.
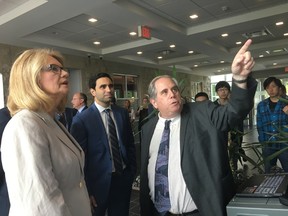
104, 109, 123, 174
155, 120, 171, 215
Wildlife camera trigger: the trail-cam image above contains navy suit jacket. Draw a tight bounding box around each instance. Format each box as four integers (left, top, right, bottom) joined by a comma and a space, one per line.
0, 107, 11, 216
140, 78, 257, 216
70, 104, 136, 205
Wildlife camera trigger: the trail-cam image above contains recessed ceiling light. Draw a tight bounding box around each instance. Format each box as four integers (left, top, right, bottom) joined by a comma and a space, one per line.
220, 60, 225, 63
273, 62, 277, 66
276, 21, 284, 26
137, 51, 142, 55
273, 49, 284, 53
157, 56, 163, 59
170, 44, 176, 48
221, 33, 228, 37
284, 33, 288, 36
236, 41, 242, 45
194, 64, 198, 67
259, 54, 264, 58
93, 41, 100, 45
189, 14, 198, 19
88, 18, 97, 23
188, 50, 194, 54
129, 32, 137, 36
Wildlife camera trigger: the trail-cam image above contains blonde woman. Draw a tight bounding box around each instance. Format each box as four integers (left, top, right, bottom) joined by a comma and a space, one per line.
1, 49, 91, 216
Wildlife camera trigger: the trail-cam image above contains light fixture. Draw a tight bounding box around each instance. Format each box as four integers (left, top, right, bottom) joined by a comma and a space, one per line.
221, 33, 228, 37
129, 32, 137, 36
189, 14, 198, 19
137, 51, 142, 55
93, 41, 100, 45
259, 54, 264, 58
194, 64, 198, 67
188, 50, 194, 54
157, 56, 163, 59
169, 44, 176, 48
276, 21, 284, 26
284, 33, 288, 36
236, 41, 242, 45
220, 61, 225, 63
273, 63, 277, 66
88, 18, 97, 23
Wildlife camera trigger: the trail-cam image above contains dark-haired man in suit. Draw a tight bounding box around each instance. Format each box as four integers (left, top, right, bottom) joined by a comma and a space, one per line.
71, 73, 136, 216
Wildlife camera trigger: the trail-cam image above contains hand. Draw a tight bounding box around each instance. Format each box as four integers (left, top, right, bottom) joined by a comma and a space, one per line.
283, 105, 288, 114
231, 39, 255, 80
90, 195, 97, 213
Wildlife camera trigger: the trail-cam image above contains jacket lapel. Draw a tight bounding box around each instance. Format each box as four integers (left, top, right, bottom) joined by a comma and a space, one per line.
180, 105, 190, 158
33, 112, 84, 167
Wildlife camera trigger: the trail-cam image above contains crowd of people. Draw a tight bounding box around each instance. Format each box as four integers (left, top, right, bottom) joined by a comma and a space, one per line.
0, 38, 287, 216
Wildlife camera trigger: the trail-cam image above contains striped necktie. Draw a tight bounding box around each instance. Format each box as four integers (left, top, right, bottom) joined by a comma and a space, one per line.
154, 120, 171, 215
104, 109, 123, 174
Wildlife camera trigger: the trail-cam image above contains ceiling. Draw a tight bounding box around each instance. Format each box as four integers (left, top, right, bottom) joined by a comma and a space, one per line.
0, 0, 288, 77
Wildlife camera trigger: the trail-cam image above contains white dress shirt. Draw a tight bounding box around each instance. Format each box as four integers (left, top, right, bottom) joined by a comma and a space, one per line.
148, 114, 197, 214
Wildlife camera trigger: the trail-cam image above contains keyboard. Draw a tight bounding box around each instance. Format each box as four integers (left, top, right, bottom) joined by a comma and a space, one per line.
254, 175, 285, 194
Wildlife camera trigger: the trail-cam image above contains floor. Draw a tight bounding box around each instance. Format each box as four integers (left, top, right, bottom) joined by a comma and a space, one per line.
128, 125, 261, 216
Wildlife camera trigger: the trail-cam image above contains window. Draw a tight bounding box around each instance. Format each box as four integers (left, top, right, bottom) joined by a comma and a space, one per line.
112, 74, 138, 99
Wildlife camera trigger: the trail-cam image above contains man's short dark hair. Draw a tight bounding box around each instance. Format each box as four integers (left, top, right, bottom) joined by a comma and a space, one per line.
89, 73, 113, 89
195, 92, 209, 100
215, 81, 230, 92
263, 77, 282, 89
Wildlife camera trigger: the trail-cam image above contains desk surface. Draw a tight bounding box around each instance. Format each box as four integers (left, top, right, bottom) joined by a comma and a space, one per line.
227, 196, 288, 216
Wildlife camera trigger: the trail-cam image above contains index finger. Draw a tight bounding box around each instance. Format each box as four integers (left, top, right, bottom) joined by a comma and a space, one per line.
237, 39, 252, 55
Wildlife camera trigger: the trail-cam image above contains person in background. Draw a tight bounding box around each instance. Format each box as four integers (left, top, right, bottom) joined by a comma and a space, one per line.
71, 92, 88, 113
71, 73, 136, 216
123, 99, 135, 123
1, 49, 91, 216
214, 81, 231, 106
0, 107, 11, 216
136, 97, 150, 142
257, 77, 288, 173
56, 107, 77, 132
214, 81, 246, 171
194, 92, 209, 102
140, 39, 256, 216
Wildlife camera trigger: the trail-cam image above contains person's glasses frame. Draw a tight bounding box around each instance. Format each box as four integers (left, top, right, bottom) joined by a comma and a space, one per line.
42, 64, 69, 74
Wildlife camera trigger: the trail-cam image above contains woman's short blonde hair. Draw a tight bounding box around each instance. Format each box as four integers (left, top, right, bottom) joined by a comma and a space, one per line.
7, 48, 67, 116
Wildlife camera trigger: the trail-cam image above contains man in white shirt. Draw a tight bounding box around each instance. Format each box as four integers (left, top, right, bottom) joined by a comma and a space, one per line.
140, 39, 257, 216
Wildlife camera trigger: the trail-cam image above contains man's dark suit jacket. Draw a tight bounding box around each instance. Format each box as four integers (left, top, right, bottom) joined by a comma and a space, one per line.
140, 78, 257, 216
70, 104, 136, 206
0, 107, 11, 216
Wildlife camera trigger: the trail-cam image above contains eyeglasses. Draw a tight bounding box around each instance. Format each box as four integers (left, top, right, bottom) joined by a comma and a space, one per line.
42, 64, 68, 74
